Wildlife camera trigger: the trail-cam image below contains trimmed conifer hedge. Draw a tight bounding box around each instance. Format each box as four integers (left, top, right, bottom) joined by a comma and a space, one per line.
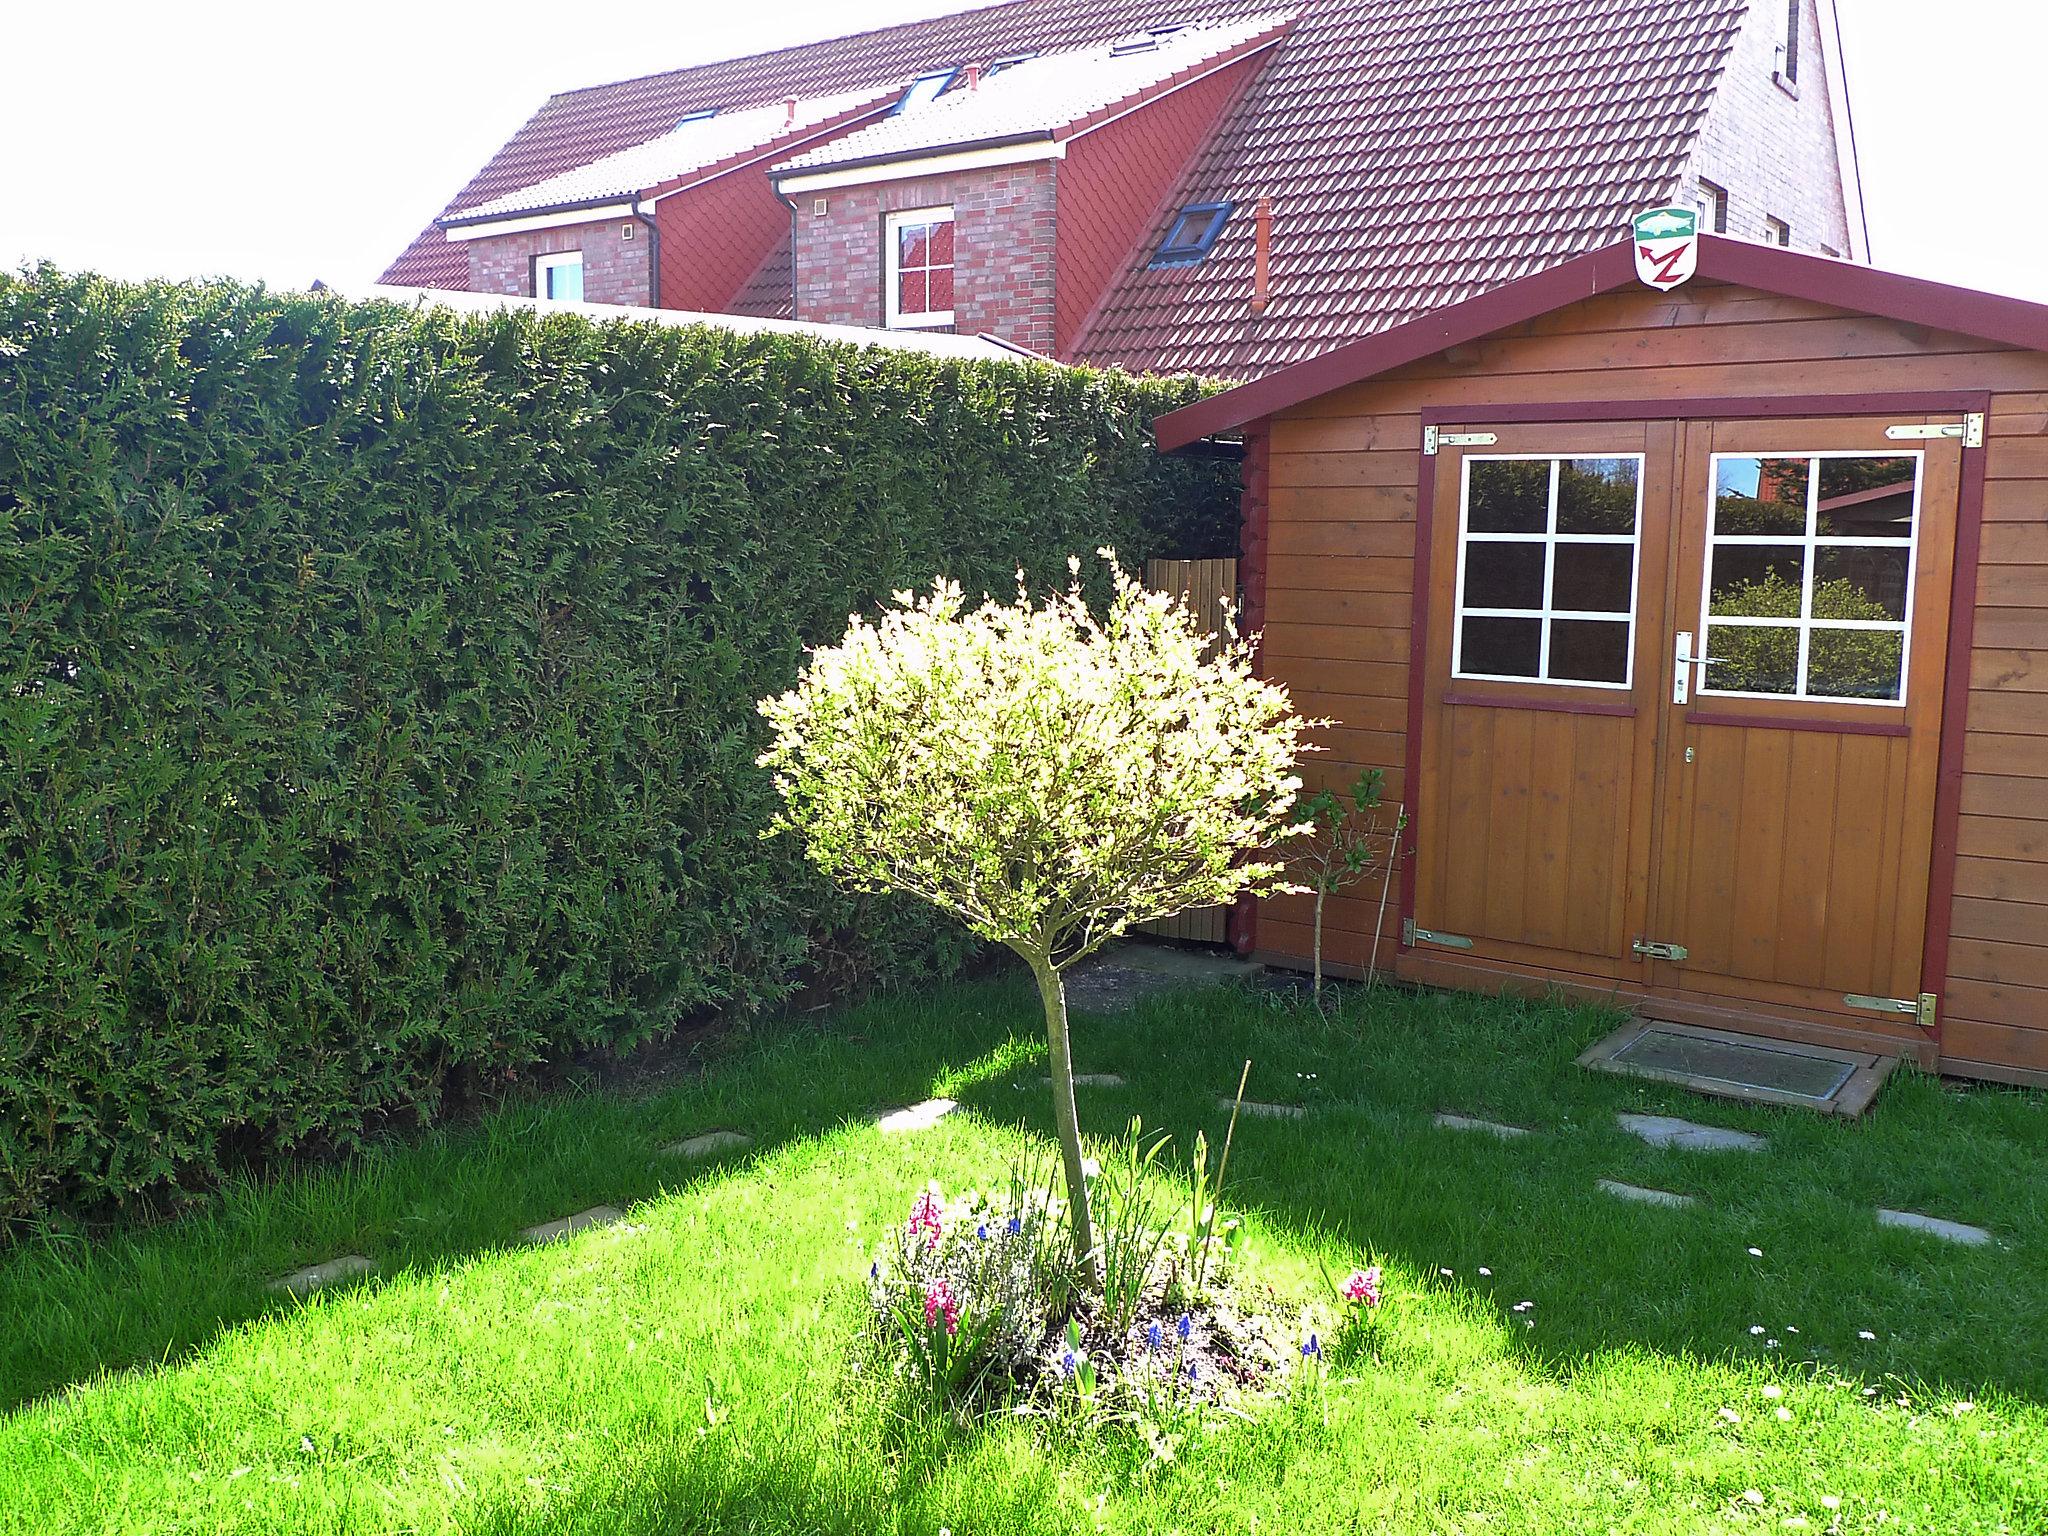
0, 268, 1237, 1218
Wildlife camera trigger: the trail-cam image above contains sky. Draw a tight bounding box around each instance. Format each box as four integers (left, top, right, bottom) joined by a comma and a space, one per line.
1, 0, 2040, 303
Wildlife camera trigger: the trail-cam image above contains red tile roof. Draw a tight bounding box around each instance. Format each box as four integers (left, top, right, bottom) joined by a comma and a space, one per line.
771, 15, 1293, 176
384, 0, 1750, 378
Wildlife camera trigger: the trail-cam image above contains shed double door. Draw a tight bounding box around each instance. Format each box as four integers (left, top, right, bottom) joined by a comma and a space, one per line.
1411, 415, 1963, 1041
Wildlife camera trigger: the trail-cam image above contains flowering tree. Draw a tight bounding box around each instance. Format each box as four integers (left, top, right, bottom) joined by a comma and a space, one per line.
758, 554, 1314, 1284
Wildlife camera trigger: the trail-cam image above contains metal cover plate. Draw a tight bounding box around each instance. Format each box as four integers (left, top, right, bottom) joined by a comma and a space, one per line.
1579, 1020, 1898, 1116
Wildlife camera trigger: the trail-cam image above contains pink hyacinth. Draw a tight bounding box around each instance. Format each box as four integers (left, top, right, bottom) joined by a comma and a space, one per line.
923, 1278, 960, 1336
1342, 1265, 1383, 1307
907, 1188, 943, 1251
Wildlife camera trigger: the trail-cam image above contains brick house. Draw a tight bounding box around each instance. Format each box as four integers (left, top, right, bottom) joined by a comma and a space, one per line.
385, 0, 1865, 378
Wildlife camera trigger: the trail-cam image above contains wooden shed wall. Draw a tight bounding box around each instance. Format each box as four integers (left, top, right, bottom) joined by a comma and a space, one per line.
1251, 278, 2048, 1084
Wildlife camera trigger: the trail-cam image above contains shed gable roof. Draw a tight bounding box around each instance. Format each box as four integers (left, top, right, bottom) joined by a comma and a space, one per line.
1153, 236, 2048, 449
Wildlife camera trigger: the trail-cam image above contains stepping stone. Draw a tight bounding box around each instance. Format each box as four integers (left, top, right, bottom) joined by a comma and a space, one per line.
520, 1205, 623, 1245
1597, 1179, 1696, 1209
876, 1098, 958, 1133
1617, 1112, 1767, 1152
662, 1130, 753, 1159
269, 1254, 373, 1298
1046, 1073, 1125, 1088
1435, 1112, 1533, 1139
1227, 1098, 1306, 1119
1876, 1208, 1994, 1246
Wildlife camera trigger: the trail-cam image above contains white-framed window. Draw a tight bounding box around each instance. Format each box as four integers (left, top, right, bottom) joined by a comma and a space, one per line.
1699, 452, 1923, 705
1695, 180, 1727, 233
1452, 455, 1646, 690
1764, 216, 1791, 247
884, 206, 955, 329
535, 251, 584, 302
1775, 0, 1800, 82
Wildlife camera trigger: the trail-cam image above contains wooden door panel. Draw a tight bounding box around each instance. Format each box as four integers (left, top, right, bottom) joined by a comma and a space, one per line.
1413, 422, 1668, 981
1648, 417, 1962, 1026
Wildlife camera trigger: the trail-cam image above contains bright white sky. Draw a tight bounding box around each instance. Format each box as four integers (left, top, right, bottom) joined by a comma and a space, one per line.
1, 0, 2038, 302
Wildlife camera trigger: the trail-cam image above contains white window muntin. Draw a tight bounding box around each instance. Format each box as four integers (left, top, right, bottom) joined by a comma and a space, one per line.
1450, 453, 1646, 691
883, 205, 955, 330
534, 250, 584, 302
1698, 449, 1924, 707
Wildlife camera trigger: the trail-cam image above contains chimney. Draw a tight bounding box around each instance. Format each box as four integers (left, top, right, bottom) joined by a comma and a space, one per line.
965, 64, 982, 91
785, 97, 798, 125
1250, 197, 1273, 315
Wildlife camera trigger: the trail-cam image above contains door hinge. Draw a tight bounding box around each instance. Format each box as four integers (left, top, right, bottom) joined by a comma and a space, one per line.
1883, 413, 1983, 448
1845, 991, 1938, 1029
1403, 917, 1474, 950
1422, 427, 1498, 455
1632, 939, 1689, 962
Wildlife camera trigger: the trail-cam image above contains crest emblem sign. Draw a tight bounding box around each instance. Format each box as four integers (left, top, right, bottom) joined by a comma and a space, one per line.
1632, 205, 1699, 290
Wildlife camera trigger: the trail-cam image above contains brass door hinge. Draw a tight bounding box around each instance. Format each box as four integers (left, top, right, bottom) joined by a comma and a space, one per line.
1422, 427, 1498, 455
1632, 939, 1688, 962
1403, 917, 1474, 949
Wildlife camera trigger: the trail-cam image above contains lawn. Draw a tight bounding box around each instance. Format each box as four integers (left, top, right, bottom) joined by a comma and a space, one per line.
2, 968, 2043, 1534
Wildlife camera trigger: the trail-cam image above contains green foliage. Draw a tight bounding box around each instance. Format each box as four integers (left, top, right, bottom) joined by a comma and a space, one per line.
0, 266, 1238, 1220
1708, 571, 1901, 698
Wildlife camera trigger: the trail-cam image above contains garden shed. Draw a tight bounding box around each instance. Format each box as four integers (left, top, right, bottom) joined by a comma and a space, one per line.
1156, 235, 2048, 1088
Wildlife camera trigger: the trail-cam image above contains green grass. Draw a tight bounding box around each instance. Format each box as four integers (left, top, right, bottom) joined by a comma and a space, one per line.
2, 971, 2044, 1533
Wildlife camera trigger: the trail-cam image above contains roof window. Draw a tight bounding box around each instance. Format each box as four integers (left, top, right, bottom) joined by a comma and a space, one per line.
985, 53, 1034, 77
893, 68, 960, 114
1111, 25, 1189, 56
1151, 201, 1234, 268
674, 108, 718, 128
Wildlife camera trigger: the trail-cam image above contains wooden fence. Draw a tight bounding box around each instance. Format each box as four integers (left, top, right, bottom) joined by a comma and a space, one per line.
1138, 557, 1240, 946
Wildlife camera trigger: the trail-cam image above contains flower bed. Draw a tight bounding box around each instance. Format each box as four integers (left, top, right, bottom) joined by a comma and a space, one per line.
862, 1129, 1385, 1431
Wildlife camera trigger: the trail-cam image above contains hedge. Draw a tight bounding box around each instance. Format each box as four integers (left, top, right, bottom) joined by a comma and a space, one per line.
0, 267, 1237, 1219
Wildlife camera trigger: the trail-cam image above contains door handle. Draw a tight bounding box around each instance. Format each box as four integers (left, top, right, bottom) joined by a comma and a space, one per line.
1671, 632, 1724, 704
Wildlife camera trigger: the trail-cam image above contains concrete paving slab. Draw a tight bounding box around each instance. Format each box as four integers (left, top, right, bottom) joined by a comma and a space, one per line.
1046, 1073, 1126, 1088
1618, 1112, 1767, 1153
520, 1205, 623, 1245
1877, 1208, 1994, 1246
1434, 1112, 1533, 1139
876, 1098, 959, 1134
1228, 1099, 1306, 1119
269, 1254, 374, 1298
1596, 1179, 1697, 1209
662, 1130, 753, 1159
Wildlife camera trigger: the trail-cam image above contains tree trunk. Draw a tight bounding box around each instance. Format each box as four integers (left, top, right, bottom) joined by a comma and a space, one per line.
1029, 951, 1100, 1290
1312, 885, 1326, 1005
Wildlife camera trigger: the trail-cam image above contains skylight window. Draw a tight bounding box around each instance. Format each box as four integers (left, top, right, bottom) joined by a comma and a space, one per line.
1150, 201, 1233, 268
674, 108, 718, 128
985, 53, 1034, 77
893, 68, 960, 114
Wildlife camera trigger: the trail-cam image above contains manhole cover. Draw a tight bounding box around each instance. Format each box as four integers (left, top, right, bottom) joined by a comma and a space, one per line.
1613, 1028, 1856, 1102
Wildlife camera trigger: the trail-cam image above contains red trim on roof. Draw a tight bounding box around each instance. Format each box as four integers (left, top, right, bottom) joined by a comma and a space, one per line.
1154, 237, 2048, 449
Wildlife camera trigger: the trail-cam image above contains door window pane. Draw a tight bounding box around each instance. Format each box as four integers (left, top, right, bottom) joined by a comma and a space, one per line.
1707, 545, 1805, 617
1462, 542, 1545, 610
1816, 456, 1916, 537
1814, 546, 1909, 621
1551, 543, 1634, 613
1700, 452, 1920, 705
1807, 630, 1905, 701
1461, 616, 1541, 678
1454, 453, 1643, 689
1466, 460, 1551, 533
1556, 457, 1641, 533
1705, 625, 1800, 695
1714, 457, 1809, 535
1550, 620, 1631, 684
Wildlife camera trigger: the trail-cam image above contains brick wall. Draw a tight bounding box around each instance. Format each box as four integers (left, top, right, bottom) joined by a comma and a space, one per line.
464, 217, 653, 305
793, 163, 1058, 354
1678, 0, 1853, 256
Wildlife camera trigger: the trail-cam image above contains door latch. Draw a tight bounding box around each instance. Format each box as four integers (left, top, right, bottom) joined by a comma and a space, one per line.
1632, 939, 1688, 962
